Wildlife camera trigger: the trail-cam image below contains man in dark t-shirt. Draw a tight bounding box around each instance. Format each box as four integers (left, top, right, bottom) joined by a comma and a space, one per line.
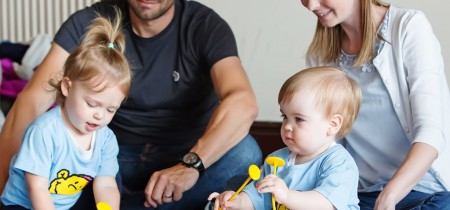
0, 0, 262, 210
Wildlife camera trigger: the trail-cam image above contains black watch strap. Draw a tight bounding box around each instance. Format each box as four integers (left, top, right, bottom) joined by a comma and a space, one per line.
180, 153, 205, 177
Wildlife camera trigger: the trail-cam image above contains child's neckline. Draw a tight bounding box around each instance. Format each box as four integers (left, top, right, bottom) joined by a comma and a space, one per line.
288, 142, 337, 166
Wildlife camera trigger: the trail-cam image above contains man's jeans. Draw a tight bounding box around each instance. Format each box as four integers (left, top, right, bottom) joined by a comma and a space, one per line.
359, 191, 450, 210
119, 134, 262, 210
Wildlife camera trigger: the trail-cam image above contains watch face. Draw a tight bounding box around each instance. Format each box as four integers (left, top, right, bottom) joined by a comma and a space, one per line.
183, 153, 198, 164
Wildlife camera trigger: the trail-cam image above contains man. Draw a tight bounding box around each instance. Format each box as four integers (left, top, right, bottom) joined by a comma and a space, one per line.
0, 0, 262, 209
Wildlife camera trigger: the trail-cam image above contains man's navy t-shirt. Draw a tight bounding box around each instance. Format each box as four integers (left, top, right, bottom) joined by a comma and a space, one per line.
54, 0, 238, 150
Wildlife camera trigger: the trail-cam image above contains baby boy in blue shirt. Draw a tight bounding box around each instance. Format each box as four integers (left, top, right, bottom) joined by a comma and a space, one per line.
209, 67, 363, 210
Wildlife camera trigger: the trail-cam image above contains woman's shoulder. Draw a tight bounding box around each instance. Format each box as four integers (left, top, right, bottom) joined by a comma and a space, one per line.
389, 5, 429, 27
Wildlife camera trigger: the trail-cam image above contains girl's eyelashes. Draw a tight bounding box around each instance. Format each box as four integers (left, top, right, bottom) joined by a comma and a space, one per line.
87, 102, 96, 107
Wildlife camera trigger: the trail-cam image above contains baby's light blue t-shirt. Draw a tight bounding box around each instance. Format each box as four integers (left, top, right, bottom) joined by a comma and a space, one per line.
1, 106, 119, 209
243, 145, 360, 210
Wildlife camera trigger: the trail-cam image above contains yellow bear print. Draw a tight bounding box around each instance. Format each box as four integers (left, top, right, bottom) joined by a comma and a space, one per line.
275, 202, 289, 210
48, 169, 93, 195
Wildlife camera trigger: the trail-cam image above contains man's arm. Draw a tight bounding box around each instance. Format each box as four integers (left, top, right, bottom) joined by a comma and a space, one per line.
191, 56, 258, 167
0, 43, 69, 199
25, 172, 56, 210
144, 56, 258, 207
93, 176, 120, 210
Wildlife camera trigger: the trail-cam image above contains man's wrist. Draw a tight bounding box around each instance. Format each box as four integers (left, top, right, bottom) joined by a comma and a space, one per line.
180, 152, 205, 177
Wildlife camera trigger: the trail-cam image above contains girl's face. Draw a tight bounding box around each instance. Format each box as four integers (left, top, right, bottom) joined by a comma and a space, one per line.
300, 0, 358, 28
61, 77, 125, 137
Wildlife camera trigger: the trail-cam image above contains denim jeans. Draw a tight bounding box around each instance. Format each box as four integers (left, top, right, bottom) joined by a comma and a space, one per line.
118, 134, 262, 210
359, 191, 450, 210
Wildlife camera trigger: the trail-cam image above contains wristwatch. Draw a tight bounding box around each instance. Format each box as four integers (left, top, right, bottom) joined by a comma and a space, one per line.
180, 152, 205, 177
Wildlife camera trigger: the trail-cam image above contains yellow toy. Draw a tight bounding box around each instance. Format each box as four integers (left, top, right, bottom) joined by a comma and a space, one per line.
218, 165, 261, 210
266, 157, 285, 210
97, 202, 112, 210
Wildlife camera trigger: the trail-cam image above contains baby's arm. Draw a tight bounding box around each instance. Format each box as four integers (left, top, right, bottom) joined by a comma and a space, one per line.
208, 191, 255, 210
25, 172, 56, 210
256, 174, 335, 210
93, 176, 120, 210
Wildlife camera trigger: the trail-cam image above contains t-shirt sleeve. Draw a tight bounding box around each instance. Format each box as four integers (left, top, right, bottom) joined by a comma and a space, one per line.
13, 125, 54, 178
313, 151, 359, 210
53, 7, 97, 53
192, 10, 239, 71
242, 162, 272, 210
97, 129, 119, 177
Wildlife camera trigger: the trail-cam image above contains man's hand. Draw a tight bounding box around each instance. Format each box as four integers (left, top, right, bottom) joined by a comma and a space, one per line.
256, 174, 289, 205
144, 164, 199, 208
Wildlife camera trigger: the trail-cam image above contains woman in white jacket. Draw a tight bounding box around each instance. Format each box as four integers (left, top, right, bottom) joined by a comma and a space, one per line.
301, 0, 450, 209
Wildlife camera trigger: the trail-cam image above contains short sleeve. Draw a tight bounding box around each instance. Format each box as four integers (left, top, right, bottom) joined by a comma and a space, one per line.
96, 130, 119, 177
14, 125, 54, 178
313, 153, 359, 210
191, 10, 239, 71
53, 7, 97, 53
242, 163, 272, 210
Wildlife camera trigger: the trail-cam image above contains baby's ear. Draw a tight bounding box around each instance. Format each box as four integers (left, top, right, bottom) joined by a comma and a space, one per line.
327, 114, 343, 136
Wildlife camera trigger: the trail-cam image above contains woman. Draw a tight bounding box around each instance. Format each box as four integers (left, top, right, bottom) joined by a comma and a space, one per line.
301, 0, 450, 209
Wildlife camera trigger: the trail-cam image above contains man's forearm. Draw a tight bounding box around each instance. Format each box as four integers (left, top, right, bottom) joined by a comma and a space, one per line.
190, 90, 257, 168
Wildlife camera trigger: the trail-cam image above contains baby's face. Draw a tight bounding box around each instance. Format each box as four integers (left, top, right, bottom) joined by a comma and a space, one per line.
279, 91, 334, 160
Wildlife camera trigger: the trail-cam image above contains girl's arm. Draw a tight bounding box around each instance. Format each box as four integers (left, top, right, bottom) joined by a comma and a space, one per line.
25, 172, 56, 210
93, 176, 120, 210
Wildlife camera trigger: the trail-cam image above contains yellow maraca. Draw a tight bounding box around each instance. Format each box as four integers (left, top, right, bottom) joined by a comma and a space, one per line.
266, 157, 285, 210
218, 165, 261, 210
97, 202, 112, 210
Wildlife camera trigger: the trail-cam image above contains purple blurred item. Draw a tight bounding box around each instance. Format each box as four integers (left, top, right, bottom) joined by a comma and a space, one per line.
0, 59, 28, 98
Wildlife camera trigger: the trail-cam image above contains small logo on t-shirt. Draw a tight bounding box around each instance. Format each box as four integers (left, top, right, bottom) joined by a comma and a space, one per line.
173, 71, 180, 82
48, 169, 93, 195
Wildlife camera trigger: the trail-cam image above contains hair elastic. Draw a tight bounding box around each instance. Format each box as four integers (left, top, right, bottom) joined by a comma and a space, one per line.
108, 43, 114, 49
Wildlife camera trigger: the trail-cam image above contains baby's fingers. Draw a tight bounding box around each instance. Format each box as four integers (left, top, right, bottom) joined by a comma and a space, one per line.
208, 192, 220, 200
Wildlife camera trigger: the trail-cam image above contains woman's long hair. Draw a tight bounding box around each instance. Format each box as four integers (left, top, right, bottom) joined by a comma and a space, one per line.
306, 0, 389, 66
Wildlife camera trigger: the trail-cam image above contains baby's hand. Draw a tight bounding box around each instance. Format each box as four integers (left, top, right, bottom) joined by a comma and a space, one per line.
256, 174, 289, 204
208, 191, 241, 210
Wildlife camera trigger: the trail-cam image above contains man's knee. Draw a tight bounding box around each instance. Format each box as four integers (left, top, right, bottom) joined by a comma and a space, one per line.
227, 134, 262, 166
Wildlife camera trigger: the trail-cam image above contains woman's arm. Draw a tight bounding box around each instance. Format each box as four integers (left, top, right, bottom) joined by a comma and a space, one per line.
0, 43, 69, 198
375, 143, 437, 210
25, 172, 56, 210
375, 11, 446, 210
93, 176, 120, 210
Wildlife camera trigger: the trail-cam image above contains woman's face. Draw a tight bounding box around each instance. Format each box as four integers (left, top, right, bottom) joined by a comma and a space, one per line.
300, 0, 358, 28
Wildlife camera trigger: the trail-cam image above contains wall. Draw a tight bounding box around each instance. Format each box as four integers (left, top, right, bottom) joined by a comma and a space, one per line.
197, 0, 450, 122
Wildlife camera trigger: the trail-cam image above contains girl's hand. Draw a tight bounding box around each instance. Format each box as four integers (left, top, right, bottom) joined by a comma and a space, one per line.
256, 174, 289, 205
208, 191, 241, 210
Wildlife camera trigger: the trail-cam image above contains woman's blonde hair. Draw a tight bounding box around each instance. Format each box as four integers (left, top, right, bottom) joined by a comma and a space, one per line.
49, 7, 131, 104
278, 67, 362, 139
306, 0, 389, 66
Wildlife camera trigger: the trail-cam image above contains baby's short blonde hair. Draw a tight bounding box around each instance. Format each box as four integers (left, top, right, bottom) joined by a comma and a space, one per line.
278, 66, 362, 139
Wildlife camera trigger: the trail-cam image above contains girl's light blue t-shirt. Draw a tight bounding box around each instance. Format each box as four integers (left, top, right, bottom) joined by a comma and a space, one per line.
1, 106, 119, 209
